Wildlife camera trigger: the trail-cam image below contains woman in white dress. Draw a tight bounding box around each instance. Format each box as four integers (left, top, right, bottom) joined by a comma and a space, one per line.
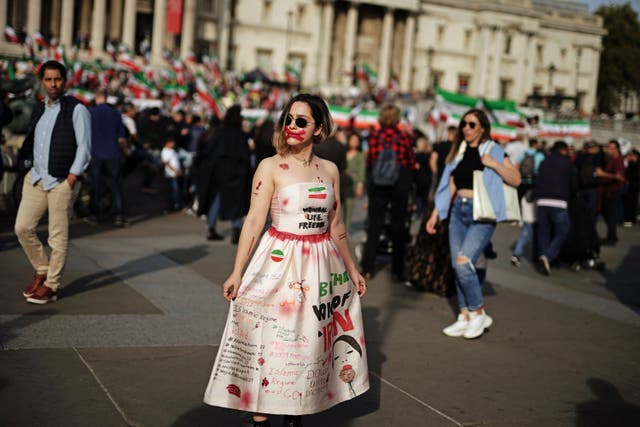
203, 94, 369, 427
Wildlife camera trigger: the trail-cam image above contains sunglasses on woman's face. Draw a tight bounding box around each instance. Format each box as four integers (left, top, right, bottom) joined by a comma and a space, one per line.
285, 115, 315, 128
461, 120, 478, 129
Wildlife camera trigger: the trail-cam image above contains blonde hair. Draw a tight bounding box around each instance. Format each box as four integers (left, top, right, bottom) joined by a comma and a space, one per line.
273, 94, 333, 156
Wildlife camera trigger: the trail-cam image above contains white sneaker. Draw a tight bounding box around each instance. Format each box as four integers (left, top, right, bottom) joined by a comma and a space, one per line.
443, 314, 469, 337
463, 311, 493, 339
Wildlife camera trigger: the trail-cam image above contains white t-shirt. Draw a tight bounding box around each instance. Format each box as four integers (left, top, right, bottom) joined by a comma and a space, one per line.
161, 147, 181, 178
122, 114, 137, 137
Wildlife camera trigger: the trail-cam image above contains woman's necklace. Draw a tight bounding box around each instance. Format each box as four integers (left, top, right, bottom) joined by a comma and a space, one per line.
292, 152, 314, 167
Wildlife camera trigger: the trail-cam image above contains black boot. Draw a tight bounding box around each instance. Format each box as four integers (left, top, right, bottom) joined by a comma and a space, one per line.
282, 415, 302, 427
206, 227, 224, 241
231, 227, 241, 244
253, 420, 271, 427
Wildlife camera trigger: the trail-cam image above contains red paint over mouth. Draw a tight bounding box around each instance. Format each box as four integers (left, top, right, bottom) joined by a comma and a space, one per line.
286, 130, 305, 141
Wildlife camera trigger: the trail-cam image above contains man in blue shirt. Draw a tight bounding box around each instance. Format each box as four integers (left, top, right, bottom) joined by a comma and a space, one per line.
14, 60, 91, 304
88, 89, 127, 226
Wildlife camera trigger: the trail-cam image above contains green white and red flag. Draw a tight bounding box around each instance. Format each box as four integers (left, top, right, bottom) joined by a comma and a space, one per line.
68, 87, 95, 104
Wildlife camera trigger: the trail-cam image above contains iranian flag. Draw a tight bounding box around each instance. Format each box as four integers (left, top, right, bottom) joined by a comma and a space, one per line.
33, 31, 47, 48
285, 64, 300, 84
363, 63, 377, 82
127, 74, 156, 98
163, 83, 188, 97
538, 120, 590, 138
431, 88, 525, 131
68, 87, 95, 104
329, 105, 351, 128
270, 249, 285, 262
118, 53, 142, 73
4, 26, 19, 43
353, 109, 380, 129
448, 112, 520, 142
307, 186, 328, 200
195, 75, 224, 118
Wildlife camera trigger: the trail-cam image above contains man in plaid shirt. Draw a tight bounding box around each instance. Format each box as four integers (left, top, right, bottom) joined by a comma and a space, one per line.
361, 104, 416, 282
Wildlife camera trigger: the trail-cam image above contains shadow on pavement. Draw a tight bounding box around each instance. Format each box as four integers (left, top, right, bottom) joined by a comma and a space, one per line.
0, 309, 57, 348
575, 378, 640, 426
61, 244, 210, 299
598, 245, 640, 314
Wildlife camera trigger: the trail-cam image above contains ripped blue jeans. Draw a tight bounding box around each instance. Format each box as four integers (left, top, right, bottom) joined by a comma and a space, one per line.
448, 197, 496, 311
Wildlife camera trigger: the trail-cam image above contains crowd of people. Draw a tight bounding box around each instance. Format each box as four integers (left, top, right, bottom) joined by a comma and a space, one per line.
6, 57, 640, 426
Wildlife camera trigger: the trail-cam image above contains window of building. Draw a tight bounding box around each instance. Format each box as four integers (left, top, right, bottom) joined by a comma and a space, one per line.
537, 44, 543, 62
431, 70, 443, 90
263, 0, 272, 21
500, 79, 512, 100
458, 74, 470, 94
464, 29, 472, 49
437, 25, 445, 43
504, 35, 512, 55
256, 48, 272, 72
533, 85, 542, 96
560, 48, 567, 59
297, 4, 306, 21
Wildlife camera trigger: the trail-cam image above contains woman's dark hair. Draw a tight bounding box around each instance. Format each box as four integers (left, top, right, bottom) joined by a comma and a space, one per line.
223, 105, 242, 129
347, 132, 362, 152
273, 93, 333, 155
447, 108, 492, 164
39, 60, 67, 81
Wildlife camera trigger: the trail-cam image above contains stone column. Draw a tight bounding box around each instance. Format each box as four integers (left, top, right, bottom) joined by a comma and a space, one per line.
218, 0, 230, 70
378, 7, 394, 88
400, 13, 415, 92
318, 1, 334, 84
50, 0, 61, 38
109, 0, 123, 41
121, 0, 137, 51
523, 33, 536, 100
180, 0, 196, 60
91, 0, 107, 57
489, 27, 504, 98
473, 25, 491, 96
59, 0, 74, 48
26, 0, 41, 37
0, 0, 7, 33
342, 3, 358, 86
151, 0, 167, 65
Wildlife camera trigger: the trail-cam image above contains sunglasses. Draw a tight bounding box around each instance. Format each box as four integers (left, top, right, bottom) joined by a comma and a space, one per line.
285, 115, 315, 128
461, 120, 478, 129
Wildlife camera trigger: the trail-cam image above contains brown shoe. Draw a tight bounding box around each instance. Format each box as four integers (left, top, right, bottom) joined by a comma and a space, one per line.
26, 285, 58, 304
23, 273, 47, 298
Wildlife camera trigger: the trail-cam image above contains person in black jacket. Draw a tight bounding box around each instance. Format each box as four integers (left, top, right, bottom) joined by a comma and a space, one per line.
199, 105, 251, 243
534, 140, 577, 275
14, 60, 91, 304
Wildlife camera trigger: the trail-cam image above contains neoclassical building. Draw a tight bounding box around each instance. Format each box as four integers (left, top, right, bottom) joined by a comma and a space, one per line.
1, 0, 604, 111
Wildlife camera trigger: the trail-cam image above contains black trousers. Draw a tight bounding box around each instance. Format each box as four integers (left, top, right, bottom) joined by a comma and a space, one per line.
602, 191, 621, 242
361, 169, 411, 277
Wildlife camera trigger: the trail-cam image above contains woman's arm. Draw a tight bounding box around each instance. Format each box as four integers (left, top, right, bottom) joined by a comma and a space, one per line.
482, 154, 521, 187
222, 159, 274, 301
427, 176, 456, 234
327, 162, 366, 296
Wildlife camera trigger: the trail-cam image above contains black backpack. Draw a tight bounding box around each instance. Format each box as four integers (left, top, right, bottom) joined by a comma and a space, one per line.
372, 135, 400, 186
519, 152, 536, 184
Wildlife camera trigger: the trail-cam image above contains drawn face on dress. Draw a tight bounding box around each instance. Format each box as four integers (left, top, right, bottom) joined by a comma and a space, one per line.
285, 101, 322, 148
333, 336, 362, 383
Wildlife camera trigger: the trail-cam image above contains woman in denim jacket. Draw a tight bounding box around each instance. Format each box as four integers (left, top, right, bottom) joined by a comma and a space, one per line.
426, 109, 520, 339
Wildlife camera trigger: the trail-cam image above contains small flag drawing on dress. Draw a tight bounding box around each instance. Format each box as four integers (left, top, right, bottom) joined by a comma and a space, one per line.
308, 186, 327, 199
271, 249, 284, 262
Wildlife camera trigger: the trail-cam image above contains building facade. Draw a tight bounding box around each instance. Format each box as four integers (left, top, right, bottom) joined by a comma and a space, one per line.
0, 0, 604, 111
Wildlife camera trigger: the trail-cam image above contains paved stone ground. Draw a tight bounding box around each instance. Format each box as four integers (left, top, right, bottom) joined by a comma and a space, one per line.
1, 174, 639, 426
